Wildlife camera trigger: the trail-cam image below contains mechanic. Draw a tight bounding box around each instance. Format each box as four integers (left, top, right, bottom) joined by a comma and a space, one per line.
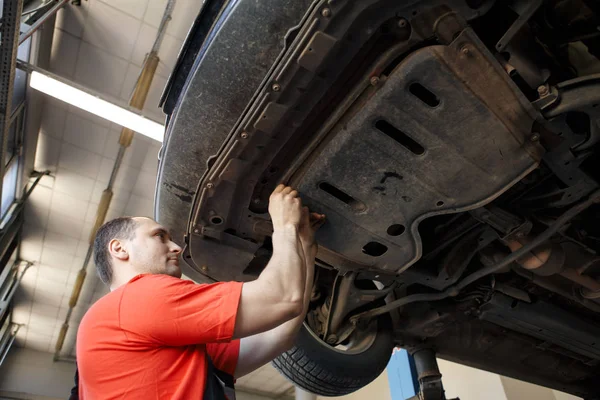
74, 185, 325, 399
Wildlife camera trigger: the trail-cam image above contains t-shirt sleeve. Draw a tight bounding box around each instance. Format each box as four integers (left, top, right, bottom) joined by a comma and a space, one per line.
206, 340, 240, 376
119, 275, 243, 346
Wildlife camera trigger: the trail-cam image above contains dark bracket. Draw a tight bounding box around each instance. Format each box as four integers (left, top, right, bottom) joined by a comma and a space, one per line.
324, 272, 396, 342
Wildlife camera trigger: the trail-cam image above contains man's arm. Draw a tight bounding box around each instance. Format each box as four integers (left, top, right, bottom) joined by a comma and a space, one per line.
232, 185, 307, 339
234, 210, 324, 378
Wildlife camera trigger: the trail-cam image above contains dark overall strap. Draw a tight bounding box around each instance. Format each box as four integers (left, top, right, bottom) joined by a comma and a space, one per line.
69, 365, 79, 400
204, 353, 236, 400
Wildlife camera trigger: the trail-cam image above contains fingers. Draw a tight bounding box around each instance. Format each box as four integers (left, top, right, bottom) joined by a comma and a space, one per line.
270, 184, 284, 201
270, 184, 299, 199
309, 212, 326, 222
281, 186, 293, 195
310, 212, 326, 229
269, 185, 323, 229
309, 212, 325, 220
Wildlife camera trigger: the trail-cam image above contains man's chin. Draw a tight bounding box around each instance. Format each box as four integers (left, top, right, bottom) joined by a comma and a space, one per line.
166, 265, 182, 279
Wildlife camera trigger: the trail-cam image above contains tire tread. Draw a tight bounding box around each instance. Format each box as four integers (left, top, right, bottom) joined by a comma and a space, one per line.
272, 344, 385, 396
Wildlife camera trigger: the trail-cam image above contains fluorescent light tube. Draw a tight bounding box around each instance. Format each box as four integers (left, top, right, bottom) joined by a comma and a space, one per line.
29, 71, 165, 142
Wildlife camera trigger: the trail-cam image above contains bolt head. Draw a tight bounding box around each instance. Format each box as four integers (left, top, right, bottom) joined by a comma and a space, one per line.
321, 8, 331, 17
272, 83, 281, 92
240, 132, 249, 139
326, 335, 337, 344
530, 133, 540, 142
537, 85, 549, 96
206, 182, 214, 189
461, 46, 470, 55
201, 265, 208, 272
370, 76, 380, 86
398, 18, 407, 28
193, 229, 199, 234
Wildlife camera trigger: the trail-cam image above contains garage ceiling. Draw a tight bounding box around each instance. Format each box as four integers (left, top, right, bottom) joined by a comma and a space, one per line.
10, 0, 296, 397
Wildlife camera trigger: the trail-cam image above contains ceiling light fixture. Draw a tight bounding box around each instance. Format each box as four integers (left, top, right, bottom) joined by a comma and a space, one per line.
28, 70, 165, 142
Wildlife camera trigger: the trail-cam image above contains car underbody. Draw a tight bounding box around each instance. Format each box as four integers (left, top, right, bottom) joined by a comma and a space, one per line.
156, 0, 600, 397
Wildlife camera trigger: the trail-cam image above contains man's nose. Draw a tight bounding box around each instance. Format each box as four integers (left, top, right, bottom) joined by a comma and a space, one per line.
170, 242, 182, 254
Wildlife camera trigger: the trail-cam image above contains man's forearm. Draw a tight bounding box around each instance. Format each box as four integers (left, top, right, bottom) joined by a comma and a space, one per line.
262, 241, 315, 349
234, 198, 325, 378
258, 226, 306, 306
234, 233, 311, 376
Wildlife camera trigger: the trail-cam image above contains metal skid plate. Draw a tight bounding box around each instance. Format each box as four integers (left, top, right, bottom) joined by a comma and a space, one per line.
179, 2, 544, 280
294, 31, 543, 273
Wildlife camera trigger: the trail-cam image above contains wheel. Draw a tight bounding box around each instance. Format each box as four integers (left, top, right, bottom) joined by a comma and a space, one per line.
272, 315, 394, 396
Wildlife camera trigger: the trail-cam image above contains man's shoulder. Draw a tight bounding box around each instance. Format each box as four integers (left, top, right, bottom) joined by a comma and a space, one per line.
77, 289, 121, 342
80, 289, 120, 322
125, 274, 194, 293
81, 276, 184, 316
131, 273, 189, 285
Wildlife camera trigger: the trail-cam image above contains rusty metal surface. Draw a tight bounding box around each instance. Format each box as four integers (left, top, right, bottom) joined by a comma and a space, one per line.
292, 29, 543, 273
174, 1, 537, 281
154, 0, 314, 283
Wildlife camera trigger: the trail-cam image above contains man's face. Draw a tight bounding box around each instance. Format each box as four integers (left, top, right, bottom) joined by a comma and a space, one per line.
126, 217, 183, 278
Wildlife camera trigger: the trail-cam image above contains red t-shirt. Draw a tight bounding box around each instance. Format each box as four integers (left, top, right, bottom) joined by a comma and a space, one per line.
76, 274, 243, 399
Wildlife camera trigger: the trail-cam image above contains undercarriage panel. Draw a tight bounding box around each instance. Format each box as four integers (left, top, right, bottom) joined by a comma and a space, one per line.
292, 31, 542, 273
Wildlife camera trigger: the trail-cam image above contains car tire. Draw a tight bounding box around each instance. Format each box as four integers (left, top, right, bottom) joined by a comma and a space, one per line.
272, 316, 394, 396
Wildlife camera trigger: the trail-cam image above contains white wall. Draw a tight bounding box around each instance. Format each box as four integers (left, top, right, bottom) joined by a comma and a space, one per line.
500, 377, 583, 400
0, 347, 76, 400
553, 390, 583, 400
237, 392, 280, 400
501, 376, 558, 400
439, 361, 582, 400
438, 359, 507, 400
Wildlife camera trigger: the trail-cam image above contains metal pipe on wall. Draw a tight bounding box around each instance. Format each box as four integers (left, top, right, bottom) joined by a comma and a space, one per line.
0, 324, 21, 367
53, 0, 177, 362
19, 0, 70, 45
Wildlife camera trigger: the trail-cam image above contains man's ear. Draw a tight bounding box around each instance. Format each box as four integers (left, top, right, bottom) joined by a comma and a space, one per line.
108, 239, 129, 261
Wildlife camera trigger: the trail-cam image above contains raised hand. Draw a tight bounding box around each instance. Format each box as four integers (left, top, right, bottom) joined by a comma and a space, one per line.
268, 184, 303, 233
